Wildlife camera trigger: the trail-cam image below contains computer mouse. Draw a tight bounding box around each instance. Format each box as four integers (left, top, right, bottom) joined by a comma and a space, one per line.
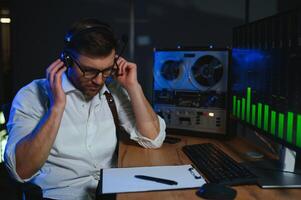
196, 183, 237, 200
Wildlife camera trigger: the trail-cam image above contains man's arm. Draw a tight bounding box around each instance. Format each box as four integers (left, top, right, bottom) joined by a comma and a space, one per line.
125, 84, 160, 140
116, 57, 160, 140
15, 59, 66, 179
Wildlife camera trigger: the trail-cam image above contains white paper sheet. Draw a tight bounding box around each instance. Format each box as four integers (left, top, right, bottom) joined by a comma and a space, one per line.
100, 164, 206, 194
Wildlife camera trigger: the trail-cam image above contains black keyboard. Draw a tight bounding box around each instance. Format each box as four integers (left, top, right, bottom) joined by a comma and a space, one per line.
183, 143, 257, 186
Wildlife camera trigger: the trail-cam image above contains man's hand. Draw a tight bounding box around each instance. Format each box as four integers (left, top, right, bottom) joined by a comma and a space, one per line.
115, 57, 139, 91
114, 57, 160, 140
46, 59, 67, 110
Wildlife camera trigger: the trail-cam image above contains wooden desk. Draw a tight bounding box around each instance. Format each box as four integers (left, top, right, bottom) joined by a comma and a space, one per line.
117, 135, 301, 200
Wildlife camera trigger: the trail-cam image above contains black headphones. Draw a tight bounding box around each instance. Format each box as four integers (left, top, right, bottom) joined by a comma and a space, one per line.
60, 23, 117, 68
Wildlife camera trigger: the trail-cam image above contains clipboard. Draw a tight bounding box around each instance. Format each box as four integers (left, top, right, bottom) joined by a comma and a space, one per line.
97, 164, 206, 194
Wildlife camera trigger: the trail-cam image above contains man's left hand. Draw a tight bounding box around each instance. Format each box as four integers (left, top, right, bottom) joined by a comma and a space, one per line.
115, 57, 139, 90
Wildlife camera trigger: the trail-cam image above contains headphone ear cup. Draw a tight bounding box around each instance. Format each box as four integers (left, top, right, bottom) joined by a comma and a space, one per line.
60, 51, 73, 68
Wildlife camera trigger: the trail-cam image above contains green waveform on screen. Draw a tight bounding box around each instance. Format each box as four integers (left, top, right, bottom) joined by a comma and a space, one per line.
232, 87, 301, 147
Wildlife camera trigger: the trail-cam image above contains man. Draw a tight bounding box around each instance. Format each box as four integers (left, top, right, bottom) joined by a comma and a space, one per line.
4, 18, 166, 200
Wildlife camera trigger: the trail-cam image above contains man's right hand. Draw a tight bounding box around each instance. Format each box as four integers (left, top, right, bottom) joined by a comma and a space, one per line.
46, 59, 67, 110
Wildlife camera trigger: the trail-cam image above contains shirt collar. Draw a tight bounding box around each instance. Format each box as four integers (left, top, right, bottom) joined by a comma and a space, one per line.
61, 72, 77, 93
61, 72, 111, 99
99, 84, 110, 96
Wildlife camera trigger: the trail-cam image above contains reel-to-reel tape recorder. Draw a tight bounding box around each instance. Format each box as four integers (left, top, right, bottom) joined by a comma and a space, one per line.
153, 48, 230, 135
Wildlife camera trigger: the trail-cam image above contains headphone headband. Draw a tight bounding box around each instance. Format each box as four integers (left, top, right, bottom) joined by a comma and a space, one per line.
64, 24, 115, 46
61, 23, 117, 69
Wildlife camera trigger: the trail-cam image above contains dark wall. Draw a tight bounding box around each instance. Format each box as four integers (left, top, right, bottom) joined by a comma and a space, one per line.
11, 0, 129, 94
249, 0, 278, 22
0, 1, 12, 104
278, 0, 301, 12
134, 0, 245, 99
10, 0, 246, 100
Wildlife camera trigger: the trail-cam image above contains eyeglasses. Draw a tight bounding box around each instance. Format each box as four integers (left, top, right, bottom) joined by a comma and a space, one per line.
72, 56, 118, 79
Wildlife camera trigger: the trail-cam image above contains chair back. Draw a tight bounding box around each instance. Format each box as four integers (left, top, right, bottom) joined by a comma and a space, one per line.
0, 103, 11, 131
0, 103, 43, 199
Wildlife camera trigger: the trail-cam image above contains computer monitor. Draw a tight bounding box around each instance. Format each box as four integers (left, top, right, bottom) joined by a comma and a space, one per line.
230, 47, 301, 188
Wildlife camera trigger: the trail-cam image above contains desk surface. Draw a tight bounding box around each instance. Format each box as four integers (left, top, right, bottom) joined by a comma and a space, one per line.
117, 135, 301, 200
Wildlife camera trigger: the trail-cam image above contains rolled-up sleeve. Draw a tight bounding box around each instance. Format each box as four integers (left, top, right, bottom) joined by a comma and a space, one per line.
4, 81, 46, 182
109, 82, 166, 149
128, 115, 166, 148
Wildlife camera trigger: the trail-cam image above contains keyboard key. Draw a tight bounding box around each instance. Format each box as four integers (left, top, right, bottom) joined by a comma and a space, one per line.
182, 143, 257, 186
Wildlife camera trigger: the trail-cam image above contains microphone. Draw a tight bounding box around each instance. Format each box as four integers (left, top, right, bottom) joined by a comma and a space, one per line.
114, 34, 128, 77
121, 34, 128, 43
118, 34, 128, 57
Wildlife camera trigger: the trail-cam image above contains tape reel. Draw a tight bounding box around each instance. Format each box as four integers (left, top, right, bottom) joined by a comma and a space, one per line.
189, 55, 224, 91
160, 60, 183, 81
154, 51, 188, 90
153, 49, 228, 92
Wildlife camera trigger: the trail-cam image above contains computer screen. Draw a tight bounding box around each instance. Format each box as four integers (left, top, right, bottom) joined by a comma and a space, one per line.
230, 48, 301, 153
230, 9, 301, 188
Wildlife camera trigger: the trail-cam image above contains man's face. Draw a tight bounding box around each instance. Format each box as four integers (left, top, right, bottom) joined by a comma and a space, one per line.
68, 49, 116, 100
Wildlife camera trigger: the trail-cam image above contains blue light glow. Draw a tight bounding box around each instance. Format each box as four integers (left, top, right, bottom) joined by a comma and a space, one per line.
231, 48, 270, 94
232, 48, 265, 64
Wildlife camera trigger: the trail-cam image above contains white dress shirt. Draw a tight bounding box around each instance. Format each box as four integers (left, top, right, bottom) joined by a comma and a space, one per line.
4, 73, 166, 200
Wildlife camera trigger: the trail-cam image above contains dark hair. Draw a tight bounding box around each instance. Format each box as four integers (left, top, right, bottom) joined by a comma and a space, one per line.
64, 18, 117, 57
